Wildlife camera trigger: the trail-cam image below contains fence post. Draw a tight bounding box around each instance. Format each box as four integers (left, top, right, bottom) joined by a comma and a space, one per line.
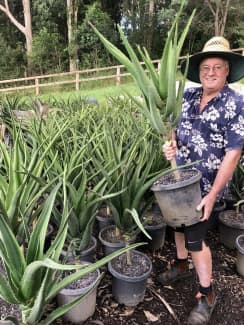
35, 78, 39, 96
75, 72, 79, 91
116, 66, 121, 86
157, 61, 160, 73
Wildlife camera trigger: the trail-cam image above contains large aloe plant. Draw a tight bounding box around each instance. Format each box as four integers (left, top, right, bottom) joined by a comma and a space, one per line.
90, 1, 195, 174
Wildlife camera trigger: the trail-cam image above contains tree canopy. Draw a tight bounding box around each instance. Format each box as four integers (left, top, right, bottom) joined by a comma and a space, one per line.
0, 0, 243, 79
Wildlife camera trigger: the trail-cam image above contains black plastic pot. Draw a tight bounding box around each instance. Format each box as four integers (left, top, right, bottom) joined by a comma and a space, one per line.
80, 236, 97, 262
96, 214, 114, 232
208, 200, 226, 230
219, 210, 244, 249
235, 234, 244, 277
141, 212, 166, 250
108, 250, 152, 307
151, 169, 202, 227
61, 235, 97, 263
98, 225, 136, 256
44, 223, 54, 252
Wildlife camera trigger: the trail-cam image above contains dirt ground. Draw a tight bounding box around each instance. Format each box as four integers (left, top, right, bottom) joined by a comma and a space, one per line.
54, 227, 243, 325
1, 227, 243, 325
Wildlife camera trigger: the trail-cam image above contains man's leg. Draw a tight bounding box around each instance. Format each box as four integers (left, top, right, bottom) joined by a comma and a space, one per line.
175, 231, 188, 259
157, 229, 192, 285
185, 226, 217, 325
191, 241, 212, 287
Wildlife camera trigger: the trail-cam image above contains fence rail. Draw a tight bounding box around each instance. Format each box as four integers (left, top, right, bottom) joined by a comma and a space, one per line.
0, 48, 243, 96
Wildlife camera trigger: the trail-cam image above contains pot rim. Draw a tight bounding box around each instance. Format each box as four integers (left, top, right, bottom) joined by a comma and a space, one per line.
151, 169, 202, 191
219, 210, 244, 229
236, 234, 244, 255
108, 250, 152, 282
59, 266, 100, 296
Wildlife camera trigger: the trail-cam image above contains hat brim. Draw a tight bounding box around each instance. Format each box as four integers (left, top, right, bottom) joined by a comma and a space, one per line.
181, 51, 244, 83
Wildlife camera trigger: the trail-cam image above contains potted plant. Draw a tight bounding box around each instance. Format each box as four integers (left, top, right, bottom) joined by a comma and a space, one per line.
140, 205, 167, 251
94, 124, 168, 252
219, 199, 244, 249
218, 155, 244, 249
92, 124, 172, 306
95, 202, 114, 233
0, 171, 142, 324
90, 2, 201, 228
42, 121, 126, 262
235, 232, 244, 277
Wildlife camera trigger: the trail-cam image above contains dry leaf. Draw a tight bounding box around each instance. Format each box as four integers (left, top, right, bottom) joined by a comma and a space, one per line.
144, 310, 159, 322
119, 307, 135, 317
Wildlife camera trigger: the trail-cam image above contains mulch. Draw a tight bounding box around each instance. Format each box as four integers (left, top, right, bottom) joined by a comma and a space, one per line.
0, 227, 243, 325
54, 227, 243, 325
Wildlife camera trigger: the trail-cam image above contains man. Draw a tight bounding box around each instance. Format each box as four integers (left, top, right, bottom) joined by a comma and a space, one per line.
159, 36, 244, 324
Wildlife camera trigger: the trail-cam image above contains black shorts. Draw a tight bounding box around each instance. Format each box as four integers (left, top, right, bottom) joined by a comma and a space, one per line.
173, 219, 210, 252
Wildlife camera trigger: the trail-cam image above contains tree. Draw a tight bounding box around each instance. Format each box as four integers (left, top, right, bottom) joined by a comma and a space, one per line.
67, 0, 80, 72
77, 2, 117, 68
0, 0, 33, 73
204, 0, 231, 36
31, 28, 65, 74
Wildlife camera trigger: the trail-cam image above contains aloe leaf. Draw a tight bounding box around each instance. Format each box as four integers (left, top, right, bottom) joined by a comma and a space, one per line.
0, 211, 26, 288
126, 208, 151, 240
138, 47, 159, 93
0, 272, 19, 304
165, 43, 177, 122
26, 183, 61, 264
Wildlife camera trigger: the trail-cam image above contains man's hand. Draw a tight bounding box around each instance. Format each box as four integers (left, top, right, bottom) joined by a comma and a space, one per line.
196, 192, 217, 221
162, 140, 177, 161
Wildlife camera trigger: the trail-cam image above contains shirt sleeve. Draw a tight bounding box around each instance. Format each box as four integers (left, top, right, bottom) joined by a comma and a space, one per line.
225, 93, 244, 151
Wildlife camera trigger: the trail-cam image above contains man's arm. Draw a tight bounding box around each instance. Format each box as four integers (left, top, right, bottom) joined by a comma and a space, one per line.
197, 148, 242, 221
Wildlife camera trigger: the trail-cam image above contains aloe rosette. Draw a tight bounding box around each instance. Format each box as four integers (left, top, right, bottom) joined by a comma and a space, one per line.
90, 2, 195, 177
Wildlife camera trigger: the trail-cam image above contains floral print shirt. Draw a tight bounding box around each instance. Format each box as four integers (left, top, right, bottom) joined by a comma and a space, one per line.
176, 84, 244, 196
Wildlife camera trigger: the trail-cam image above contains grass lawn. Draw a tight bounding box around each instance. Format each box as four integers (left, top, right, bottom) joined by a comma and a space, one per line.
38, 81, 141, 105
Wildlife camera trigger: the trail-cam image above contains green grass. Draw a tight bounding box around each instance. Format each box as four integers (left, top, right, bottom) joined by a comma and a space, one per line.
39, 81, 140, 105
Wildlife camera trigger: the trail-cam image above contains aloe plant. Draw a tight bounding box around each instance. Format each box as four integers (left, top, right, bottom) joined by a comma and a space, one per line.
31, 110, 125, 255
92, 124, 174, 240
90, 1, 195, 175
0, 173, 142, 324
0, 118, 71, 243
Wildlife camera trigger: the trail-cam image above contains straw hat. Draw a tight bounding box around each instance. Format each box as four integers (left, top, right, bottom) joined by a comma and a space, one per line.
181, 36, 244, 83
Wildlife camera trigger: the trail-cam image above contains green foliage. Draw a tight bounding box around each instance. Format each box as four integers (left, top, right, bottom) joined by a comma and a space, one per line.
91, 1, 195, 137
31, 28, 66, 74
0, 35, 25, 79
0, 171, 141, 324
77, 2, 118, 68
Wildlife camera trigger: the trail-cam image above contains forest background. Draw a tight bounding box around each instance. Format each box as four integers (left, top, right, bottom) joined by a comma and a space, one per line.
0, 0, 243, 81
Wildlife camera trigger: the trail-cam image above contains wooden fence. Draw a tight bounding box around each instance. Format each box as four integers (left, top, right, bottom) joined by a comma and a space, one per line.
0, 48, 243, 96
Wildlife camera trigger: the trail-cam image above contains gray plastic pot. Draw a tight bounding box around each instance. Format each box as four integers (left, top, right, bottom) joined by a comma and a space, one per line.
108, 250, 152, 307
0, 318, 17, 325
236, 234, 244, 277
151, 169, 202, 227
219, 210, 244, 249
57, 267, 100, 324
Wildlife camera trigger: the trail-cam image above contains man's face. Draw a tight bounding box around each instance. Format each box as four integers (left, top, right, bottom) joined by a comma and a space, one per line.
199, 57, 229, 92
